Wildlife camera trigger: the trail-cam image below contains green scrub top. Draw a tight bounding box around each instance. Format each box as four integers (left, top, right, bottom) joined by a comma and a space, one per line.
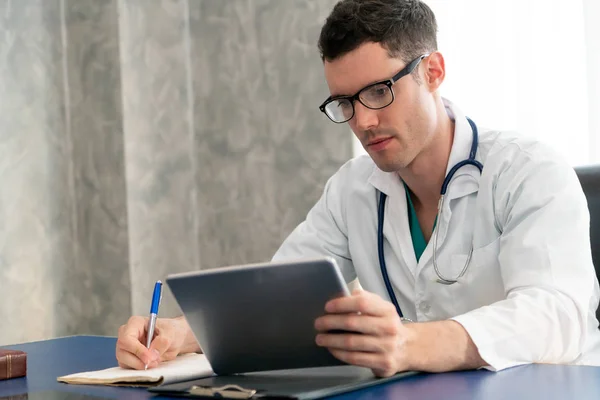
404, 184, 434, 262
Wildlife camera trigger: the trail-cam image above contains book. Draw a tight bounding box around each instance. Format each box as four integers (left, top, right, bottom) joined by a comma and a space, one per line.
0, 349, 27, 380
57, 353, 213, 387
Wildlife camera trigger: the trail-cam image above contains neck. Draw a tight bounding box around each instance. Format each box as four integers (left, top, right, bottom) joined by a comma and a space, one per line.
399, 100, 454, 209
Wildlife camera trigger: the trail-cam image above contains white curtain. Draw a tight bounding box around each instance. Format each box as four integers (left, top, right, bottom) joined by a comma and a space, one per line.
353, 0, 600, 166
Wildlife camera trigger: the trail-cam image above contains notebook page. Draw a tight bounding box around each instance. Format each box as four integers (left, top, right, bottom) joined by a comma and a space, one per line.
57, 353, 213, 387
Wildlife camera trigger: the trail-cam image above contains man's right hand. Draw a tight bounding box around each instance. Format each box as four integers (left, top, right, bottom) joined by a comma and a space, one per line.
116, 316, 201, 370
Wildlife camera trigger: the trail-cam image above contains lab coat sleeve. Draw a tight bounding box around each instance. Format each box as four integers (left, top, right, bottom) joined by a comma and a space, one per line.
452, 146, 599, 371
271, 170, 356, 283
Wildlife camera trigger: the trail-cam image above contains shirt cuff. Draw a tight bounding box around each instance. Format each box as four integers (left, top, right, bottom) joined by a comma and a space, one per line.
451, 313, 529, 372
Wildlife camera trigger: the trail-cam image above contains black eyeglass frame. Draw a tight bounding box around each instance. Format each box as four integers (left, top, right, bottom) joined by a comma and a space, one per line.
318, 54, 429, 123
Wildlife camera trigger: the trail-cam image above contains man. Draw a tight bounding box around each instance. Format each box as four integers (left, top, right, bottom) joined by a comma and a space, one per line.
116, 0, 600, 376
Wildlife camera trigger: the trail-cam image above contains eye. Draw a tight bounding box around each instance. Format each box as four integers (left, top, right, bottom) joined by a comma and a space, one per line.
371, 86, 388, 97
363, 84, 390, 100
338, 101, 352, 110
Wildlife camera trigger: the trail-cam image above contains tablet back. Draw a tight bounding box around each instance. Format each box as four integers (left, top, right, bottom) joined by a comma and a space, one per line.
166, 257, 351, 375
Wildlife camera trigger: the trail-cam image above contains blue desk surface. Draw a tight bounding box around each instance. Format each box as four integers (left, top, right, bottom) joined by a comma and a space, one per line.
2, 336, 600, 399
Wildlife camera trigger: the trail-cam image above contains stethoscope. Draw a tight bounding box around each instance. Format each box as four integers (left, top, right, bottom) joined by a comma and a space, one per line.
378, 117, 483, 319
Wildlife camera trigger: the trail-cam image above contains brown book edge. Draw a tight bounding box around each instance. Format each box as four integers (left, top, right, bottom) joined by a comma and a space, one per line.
0, 352, 27, 380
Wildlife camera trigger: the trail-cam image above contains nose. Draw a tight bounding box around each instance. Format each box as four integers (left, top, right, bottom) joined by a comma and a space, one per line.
352, 101, 379, 132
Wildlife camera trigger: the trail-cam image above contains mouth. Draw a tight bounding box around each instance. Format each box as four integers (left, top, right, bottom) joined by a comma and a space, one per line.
366, 137, 393, 152
367, 137, 392, 146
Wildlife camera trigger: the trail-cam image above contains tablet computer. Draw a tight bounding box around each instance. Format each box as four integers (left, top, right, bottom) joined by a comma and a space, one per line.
166, 257, 351, 375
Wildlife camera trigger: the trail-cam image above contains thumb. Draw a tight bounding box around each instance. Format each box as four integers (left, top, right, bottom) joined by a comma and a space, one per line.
351, 288, 364, 296
149, 335, 171, 361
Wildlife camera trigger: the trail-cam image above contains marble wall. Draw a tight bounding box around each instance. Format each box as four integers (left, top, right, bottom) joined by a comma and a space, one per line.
0, 0, 131, 345
0, 0, 350, 345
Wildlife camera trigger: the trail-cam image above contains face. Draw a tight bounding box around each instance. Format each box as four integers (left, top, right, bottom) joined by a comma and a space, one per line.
323, 42, 444, 172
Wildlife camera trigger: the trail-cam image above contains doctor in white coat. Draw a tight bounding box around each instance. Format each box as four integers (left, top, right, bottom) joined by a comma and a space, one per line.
271, 0, 600, 377
115, 0, 600, 376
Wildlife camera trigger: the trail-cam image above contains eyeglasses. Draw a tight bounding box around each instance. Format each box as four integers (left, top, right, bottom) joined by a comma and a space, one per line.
318, 54, 428, 124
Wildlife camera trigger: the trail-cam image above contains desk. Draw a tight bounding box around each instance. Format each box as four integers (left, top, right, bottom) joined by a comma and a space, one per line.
2, 336, 600, 399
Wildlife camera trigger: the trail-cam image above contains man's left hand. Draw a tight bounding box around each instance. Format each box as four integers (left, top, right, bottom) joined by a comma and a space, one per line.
314, 289, 413, 377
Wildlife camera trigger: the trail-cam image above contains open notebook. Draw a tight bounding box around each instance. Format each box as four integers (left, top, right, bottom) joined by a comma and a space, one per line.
57, 353, 214, 387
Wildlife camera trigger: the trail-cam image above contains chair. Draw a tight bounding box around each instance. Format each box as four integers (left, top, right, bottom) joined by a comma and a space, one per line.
574, 165, 600, 322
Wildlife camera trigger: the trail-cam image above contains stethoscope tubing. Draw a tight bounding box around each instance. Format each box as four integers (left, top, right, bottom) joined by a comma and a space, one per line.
377, 117, 483, 318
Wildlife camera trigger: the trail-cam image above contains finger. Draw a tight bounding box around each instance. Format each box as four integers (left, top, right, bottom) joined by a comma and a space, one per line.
328, 349, 397, 377
124, 316, 149, 337
145, 350, 177, 369
315, 314, 398, 336
116, 349, 148, 370
145, 359, 161, 369
316, 333, 389, 353
117, 339, 152, 365
116, 335, 153, 366
117, 317, 152, 365
160, 350, 179, 363
149, 335, 171, 360
325, 292, 395, 316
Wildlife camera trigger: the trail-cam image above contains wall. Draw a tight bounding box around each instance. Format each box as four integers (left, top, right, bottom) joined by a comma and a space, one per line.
0, 0, 350, 345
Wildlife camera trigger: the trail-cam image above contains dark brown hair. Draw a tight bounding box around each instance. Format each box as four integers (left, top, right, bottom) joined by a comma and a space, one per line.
318, 0, 438, 63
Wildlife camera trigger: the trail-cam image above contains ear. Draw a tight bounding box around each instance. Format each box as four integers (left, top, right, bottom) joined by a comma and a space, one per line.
423, 51, 445, 92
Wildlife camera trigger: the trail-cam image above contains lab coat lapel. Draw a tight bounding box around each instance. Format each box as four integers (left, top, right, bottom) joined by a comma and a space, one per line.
368, 169, 419, 276
365, 100, 482, 279
418, 100, 482, 267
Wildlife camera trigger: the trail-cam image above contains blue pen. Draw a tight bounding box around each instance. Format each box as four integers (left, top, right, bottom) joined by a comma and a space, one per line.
145, 280, 163, 369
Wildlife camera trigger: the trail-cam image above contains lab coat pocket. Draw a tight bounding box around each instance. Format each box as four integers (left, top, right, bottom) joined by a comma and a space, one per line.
448, 237, 504, 315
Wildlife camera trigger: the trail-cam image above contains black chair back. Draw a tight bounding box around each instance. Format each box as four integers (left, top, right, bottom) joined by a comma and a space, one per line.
574, 165, 600, 322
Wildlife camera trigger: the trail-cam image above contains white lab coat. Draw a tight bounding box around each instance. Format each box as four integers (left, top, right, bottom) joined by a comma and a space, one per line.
272, 99, 600, 371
